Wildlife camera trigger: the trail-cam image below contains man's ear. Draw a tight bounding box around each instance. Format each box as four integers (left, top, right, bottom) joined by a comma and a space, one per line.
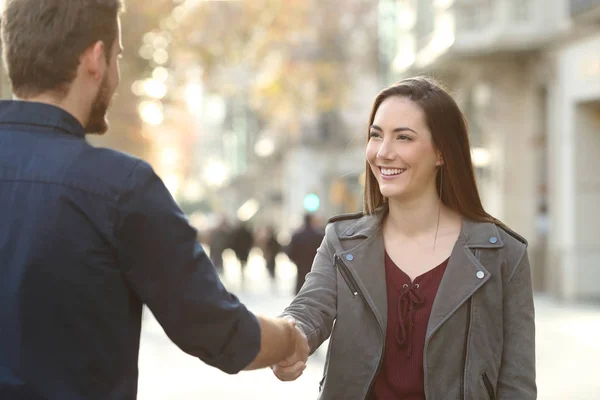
81, 41, 107, 81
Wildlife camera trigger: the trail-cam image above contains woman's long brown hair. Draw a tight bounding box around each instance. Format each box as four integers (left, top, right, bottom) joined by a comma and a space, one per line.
363, 76, 503, 227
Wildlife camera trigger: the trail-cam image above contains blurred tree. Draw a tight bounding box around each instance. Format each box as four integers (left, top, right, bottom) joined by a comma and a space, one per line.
168, 0, 378, 146
90, 0, 175, 159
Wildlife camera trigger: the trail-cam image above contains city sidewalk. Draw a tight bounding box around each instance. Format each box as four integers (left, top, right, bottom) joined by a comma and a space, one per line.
535, 295, 600, 399
137, 251, 600, 399
137, 250, 325, 400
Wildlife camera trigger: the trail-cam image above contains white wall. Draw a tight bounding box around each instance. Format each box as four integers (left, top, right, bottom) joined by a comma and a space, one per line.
548, 32, 600, 300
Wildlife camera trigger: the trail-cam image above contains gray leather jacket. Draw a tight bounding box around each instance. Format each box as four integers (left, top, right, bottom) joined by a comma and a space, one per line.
282, 209, 536, 399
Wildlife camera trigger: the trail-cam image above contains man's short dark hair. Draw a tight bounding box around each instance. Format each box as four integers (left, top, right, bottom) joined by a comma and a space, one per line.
1, 0, 124, 99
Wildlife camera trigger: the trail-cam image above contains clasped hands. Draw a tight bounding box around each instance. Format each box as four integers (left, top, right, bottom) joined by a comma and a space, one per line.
271, 317, 310, 382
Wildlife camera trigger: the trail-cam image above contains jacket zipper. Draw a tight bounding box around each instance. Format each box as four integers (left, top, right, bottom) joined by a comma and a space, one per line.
335, 255, 359, 297
460, 298, 472, 399
460, 249, 479, 399
334, 255, 385, 399
461, 248, 477, 399
482, 372, 495, 399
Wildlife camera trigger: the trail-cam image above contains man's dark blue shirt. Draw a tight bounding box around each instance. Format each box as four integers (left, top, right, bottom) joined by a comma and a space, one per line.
0, 101, 261, 399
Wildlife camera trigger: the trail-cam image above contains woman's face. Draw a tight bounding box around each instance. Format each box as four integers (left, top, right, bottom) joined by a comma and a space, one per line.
366, 96, 441, 202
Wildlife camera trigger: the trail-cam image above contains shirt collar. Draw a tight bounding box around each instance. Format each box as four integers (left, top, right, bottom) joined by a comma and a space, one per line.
0, 100, 86, 138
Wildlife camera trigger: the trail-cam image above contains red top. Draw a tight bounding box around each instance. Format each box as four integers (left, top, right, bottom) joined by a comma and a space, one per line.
370, 253, 449, 400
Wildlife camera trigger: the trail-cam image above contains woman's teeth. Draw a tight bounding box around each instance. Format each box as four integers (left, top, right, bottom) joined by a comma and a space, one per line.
380, 168, 406, 176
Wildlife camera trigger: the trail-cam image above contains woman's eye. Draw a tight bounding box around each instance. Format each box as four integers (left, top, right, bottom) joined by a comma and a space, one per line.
398, 135, 412, 141
369, 131, 381, 138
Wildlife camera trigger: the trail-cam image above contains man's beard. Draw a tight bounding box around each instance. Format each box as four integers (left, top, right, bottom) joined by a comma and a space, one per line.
85, 75, 112, 135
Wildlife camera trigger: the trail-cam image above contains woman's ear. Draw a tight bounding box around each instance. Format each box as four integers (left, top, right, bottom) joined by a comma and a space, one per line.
435, 152, 444, 167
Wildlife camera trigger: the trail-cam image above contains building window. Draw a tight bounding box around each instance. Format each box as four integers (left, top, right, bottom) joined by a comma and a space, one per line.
511, 0, 532, 22
416, 0, 435, 45
397, 0, 417, 31
454, 0, 493, 33
378, 0, 399, 73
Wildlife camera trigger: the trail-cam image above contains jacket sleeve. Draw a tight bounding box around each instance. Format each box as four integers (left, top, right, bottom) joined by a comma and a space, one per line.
113, 161, 260, 374
497, 248, 537, 398
281, 224, 337, 353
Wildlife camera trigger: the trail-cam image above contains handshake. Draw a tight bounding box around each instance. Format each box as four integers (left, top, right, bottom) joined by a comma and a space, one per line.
271, 317, 310, 381
245, 315, 310, 382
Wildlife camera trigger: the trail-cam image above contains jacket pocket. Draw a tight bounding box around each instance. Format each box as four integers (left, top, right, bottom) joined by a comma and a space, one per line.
335, 255, 359, 297
481, 372, 495, 400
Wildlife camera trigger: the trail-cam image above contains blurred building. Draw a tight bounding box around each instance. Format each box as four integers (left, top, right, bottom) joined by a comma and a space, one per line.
0, 69, 9, 99
380, 0, 600, 301
175, 0, 382, 236
545, 0, 600, 301
0, 42, 10, 98
273, 0, 381, 233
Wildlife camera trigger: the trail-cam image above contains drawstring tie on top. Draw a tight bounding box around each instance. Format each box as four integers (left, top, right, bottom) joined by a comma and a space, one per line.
396, 283, 424, 358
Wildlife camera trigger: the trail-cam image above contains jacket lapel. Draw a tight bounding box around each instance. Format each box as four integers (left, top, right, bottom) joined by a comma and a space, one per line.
425, 218, 504, 341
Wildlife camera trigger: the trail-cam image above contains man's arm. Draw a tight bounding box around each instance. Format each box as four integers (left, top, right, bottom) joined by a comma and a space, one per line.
113, 161, 305, 374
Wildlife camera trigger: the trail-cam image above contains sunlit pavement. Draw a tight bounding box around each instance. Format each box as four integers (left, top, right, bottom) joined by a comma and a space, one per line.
137, 249, 326, 400
535, 295, 600, 400
138, 250, 600, 400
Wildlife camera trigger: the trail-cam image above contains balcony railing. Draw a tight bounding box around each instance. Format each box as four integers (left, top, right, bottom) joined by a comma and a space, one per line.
570, 0, 600, 16
449, 0, 561, 52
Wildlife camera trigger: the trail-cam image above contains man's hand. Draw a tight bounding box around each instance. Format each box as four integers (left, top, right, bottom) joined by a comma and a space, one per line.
271, 317, 309, 381
244, 315, 308, 371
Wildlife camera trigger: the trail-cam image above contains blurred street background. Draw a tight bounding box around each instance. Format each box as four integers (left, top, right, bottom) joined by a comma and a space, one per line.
2, 0, 600, 398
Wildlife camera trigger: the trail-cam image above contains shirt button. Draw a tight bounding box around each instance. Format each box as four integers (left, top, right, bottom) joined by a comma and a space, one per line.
476, 271, 485, 279
489, 236, 498, 244
346, 230, 354, 236
345, 254, 354, 261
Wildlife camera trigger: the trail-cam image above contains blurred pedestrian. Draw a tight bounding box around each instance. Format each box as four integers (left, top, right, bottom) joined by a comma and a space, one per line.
286, 213, 325, 295
272, 77, 536, 399
231, 221, 254, 288
209, 214, 232, 274
261, 225, 282, 291
0, 1, 308, 398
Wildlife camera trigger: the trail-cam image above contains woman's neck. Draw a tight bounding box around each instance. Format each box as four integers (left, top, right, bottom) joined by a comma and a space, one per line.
385, 191, 460, 239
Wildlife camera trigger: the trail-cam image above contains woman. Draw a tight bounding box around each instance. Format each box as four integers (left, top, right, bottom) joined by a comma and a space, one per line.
272, 77, 536, 399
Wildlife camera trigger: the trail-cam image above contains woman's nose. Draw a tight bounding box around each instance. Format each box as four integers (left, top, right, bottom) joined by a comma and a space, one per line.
377, 140, 394, 160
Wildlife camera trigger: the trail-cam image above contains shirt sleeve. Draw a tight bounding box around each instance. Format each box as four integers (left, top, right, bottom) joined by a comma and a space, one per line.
113, 160, 260, 374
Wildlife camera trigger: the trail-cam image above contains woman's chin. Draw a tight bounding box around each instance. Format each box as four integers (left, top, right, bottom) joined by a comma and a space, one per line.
379, 188, 406, 200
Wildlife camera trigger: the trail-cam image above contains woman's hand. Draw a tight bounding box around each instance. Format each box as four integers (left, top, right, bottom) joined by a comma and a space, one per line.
271, 358, 307, 381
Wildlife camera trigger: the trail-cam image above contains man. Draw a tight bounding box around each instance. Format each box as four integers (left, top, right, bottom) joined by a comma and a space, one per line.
0, 1, 307, 399
286, 213, 325, 294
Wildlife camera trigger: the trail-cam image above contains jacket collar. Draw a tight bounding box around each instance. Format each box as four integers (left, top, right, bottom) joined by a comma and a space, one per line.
337, 206, 504, 250
0, 100, 86, 138
330, 206, 504, 339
